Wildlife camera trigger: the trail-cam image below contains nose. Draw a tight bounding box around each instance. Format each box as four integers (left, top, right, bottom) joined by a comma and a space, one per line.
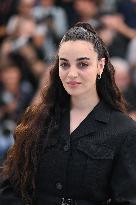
67, 67, 78, 78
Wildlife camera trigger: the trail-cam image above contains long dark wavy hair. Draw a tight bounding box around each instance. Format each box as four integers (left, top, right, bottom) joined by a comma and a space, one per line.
1, 22, 126, 204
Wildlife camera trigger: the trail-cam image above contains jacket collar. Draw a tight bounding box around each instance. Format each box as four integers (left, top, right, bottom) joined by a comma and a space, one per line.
94, 100, 111, 123
59, 100, 112, 142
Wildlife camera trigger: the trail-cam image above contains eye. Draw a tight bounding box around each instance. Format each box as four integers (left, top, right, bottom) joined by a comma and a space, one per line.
78, 62, 88, 69
59, 62, 69, 69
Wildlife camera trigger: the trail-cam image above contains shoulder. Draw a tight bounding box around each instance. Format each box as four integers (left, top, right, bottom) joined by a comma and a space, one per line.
111, 110, 136, 130
96, 100, 136, 135
104, 108, 136, 145
99, 100, 136, 137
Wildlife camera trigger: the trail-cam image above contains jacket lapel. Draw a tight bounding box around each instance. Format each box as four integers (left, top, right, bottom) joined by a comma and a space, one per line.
47, 100, 112, 146
70, 100, 112, 141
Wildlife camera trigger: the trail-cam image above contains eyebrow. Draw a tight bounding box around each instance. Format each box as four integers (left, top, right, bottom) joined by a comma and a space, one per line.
59, 57, 90, 61
77, 57, 90, 61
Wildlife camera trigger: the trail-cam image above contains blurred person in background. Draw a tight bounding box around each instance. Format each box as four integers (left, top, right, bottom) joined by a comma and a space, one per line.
6, 0, 36, 53
0, 13, 42, 90
1, 15, 37, 68
0, 40, 50, 94
100, 0, 120, 13
74, 0, 102, 28
33, 0, 68, 63
101, 0, 136, 58
0, 38, 13, 61
117, 0, 136, 29
0, 61, 34, 123
17, 43, 38, 63
55, 0, 79, 27
32, 25, 47, 60
7, 0, 35, 36
0, 61, 34, 162
111, 57, 136, 120
31, 65, 50, 105
5, 1, 37, 64
96, 23, 116, 49
31, 59, 48, 79
127, 37, 136, 68
28, 58, 51, 107
0, 0, 18, 43
110, 57, 131, 92
73, 0, 118, 55
7, 16, 36, 51
0, 38, 39, 91
9, 52, 39, 90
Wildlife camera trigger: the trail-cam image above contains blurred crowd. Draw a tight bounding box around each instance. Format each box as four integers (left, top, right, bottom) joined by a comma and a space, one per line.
0, 0, 136, 162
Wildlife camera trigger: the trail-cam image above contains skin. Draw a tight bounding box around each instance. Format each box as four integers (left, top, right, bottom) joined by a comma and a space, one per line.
114, 66, 130, 92
1, 67, 21, 92
59, 40, 105, 106
58, 40, 105, 133
0, 67, 21, 114
74, 0, 98, 21
101, 15, 136, 39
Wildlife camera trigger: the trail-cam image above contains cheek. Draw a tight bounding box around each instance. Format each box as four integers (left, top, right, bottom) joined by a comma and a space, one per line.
59, 69, 66, 82
83, 70, 97, 82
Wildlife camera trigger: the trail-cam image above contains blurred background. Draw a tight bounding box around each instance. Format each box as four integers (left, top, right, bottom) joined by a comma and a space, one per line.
0, 0, 136, 163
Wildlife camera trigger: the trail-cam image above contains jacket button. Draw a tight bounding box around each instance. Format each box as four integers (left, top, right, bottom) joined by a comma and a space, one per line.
56, 182, 63, 190
64, 144, 70, 151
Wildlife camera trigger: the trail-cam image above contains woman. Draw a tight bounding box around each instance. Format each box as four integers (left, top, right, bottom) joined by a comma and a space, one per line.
0, 22, 136, 205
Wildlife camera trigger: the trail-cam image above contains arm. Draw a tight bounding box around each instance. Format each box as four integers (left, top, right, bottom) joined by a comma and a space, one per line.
116, 23, 136, 39
110, 131, 136, 205
101, 15, 136, 39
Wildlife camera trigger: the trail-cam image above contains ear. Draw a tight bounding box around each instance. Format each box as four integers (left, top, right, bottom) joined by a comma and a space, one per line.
97, 58, 105, 75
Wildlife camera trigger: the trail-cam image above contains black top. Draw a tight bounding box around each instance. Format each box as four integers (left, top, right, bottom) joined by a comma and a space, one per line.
0, 101, 136, 205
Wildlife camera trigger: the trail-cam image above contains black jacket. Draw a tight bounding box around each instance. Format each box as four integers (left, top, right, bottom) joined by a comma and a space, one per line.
0, 101, 136, 205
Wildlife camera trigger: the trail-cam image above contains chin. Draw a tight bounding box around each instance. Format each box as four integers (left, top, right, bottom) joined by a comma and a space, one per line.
66, 90, 83, 96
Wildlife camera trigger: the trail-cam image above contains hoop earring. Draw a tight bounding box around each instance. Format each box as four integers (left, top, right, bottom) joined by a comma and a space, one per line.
97, 74, 101, 80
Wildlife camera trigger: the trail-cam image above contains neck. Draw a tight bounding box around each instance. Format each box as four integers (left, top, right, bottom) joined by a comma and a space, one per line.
70, 91, 100, 111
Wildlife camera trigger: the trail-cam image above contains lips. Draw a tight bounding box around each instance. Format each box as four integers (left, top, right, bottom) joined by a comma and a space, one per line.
67, 81, 81, 85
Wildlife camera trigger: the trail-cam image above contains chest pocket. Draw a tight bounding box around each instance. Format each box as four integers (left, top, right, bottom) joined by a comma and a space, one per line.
76, 138, 114, 196
77, 138, 114, 159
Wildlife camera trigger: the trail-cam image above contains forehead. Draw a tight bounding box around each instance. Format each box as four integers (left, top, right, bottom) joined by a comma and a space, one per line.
58, 40, 97, 59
